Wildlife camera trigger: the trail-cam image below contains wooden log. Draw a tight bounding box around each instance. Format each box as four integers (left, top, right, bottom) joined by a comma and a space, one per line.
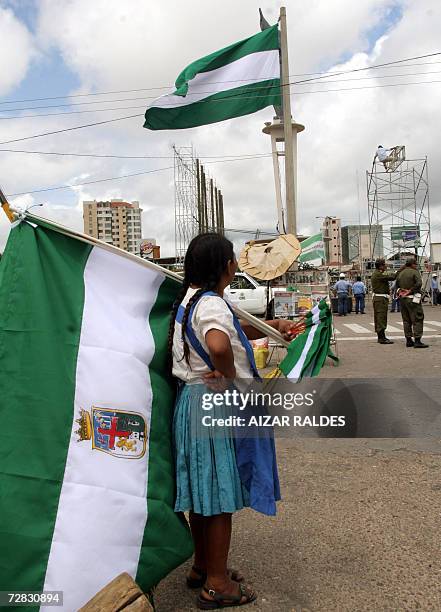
122, 596, 154, 612
79, 572, 153, 612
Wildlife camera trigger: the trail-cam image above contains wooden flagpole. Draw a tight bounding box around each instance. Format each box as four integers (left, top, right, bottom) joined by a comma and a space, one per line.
8, 207, 289, 347
0, 186, 15, 222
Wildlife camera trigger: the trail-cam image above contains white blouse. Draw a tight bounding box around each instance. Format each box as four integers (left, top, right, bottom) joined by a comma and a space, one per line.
172, 287, 253, 383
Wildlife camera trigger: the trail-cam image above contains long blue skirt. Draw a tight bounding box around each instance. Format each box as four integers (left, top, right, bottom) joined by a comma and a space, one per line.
173, 384, 250, 516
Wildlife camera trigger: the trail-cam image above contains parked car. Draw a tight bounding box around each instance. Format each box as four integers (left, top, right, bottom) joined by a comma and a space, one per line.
225, 272, 267, 316
224, 272, 271, 317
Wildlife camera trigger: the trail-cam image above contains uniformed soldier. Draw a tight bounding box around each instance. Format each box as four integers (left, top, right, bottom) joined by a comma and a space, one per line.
396, 258, 429, 348
371, 258, 396, 344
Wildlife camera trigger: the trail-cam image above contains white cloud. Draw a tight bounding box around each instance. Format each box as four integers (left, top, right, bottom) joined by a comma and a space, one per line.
0, 6, 35, 96
35, 0, 398, 89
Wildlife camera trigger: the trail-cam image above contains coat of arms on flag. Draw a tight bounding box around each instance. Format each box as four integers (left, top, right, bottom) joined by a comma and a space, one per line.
76, 408, 147, 459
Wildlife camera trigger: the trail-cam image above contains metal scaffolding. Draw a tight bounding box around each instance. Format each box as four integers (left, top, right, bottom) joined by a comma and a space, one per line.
174, 145, 225, 261
367, 152, 431, 266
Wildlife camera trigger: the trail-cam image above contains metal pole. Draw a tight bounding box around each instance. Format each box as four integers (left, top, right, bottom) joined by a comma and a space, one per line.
425, 157, 433, 264
413, 167, 418, 262
356, 170, 362, 272
201, 166, 207, 232
215, 186, 220, 232
270, 130, 285, 232
173, 144, 179, 259
219, 192, 225, 235
196, 158, 202, 233
210, 178, 215, 231
279, 6, 296, 236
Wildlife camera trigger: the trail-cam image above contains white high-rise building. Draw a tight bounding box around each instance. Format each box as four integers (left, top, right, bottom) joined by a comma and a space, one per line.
83, 199, 142, 254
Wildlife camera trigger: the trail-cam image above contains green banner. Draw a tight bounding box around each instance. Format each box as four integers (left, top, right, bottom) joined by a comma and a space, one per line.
299, 233, 325, 262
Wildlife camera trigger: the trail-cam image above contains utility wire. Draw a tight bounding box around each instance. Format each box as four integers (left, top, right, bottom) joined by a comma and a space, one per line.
2, 52, 441, 142
290, 51, 441, 85
2, 77, 441, 122
5, 154, 272, 197
0, 52, 440, 106
0, 106, 154, 120
0, 76, 440, 145
0, 148, 271, 160
2, 68, 441, 116
1, 89, 291, 111
137, 75, 441, 104
7, 166, 174, 196
293, 78, 441, 95
0, 113, 144, 145
141, 77, 441, 103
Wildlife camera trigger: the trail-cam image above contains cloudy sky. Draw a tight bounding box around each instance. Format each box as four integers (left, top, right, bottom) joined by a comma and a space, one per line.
0, 0, 440, 257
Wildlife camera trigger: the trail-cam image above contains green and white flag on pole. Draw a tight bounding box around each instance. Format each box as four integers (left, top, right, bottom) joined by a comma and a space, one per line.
144, 25, 281, 130
0, 218, 192, 610
298, 233, 325, 263
279, 300, 337, 382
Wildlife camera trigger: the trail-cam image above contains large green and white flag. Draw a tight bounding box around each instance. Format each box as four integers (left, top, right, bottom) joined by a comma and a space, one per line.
299, 233, 325, 263
0, 219, 192, 610
279, 300, 337, 381
144, 25, 281, 130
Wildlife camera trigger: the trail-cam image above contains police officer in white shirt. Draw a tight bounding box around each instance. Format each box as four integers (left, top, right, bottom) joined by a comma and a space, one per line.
333, 272, 352, 317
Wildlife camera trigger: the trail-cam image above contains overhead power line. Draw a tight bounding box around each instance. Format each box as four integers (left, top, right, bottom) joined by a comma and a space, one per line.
143, 77, 441, 103
7, 166, 174, 196
0, 50, 439, 106
2, 76, 441, 122
1, 51, 441, 142
0, 148, 271, 160
0, 105, 152, 120
5, 153, 272, 197
0, 113, 144, 145
0, 77, 440, 143
290, 51, 441, 85
293, 78, 441, 95
2, 68, 441, 117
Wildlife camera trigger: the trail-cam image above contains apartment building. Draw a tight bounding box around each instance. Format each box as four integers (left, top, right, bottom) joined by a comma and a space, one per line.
322, 217, 342, 265
83, 199, 142, 254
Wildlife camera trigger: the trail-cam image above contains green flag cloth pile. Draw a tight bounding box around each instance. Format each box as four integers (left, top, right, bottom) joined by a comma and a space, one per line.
279, 300, 338, 381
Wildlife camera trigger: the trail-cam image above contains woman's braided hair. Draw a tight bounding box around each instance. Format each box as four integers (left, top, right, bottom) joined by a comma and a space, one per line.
168, 232, 235, 369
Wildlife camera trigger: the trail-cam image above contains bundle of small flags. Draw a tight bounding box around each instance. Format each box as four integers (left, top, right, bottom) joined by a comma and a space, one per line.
267, 300, 338, 382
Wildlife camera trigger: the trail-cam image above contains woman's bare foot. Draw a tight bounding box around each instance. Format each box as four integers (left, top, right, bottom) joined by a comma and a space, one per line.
187, 566, 244, 588
197, 580, 256, 609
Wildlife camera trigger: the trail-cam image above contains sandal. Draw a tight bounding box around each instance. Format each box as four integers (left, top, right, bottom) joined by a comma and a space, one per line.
186, 566, 244, 589
197, 583, 256, 609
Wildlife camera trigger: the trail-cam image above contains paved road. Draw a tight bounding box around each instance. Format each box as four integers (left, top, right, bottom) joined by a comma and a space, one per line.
325, 303, 441, 378
154, 303, 441, 612
261, 303, 441, 379
155, 439, 441, 612
332, 303, 441, 342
